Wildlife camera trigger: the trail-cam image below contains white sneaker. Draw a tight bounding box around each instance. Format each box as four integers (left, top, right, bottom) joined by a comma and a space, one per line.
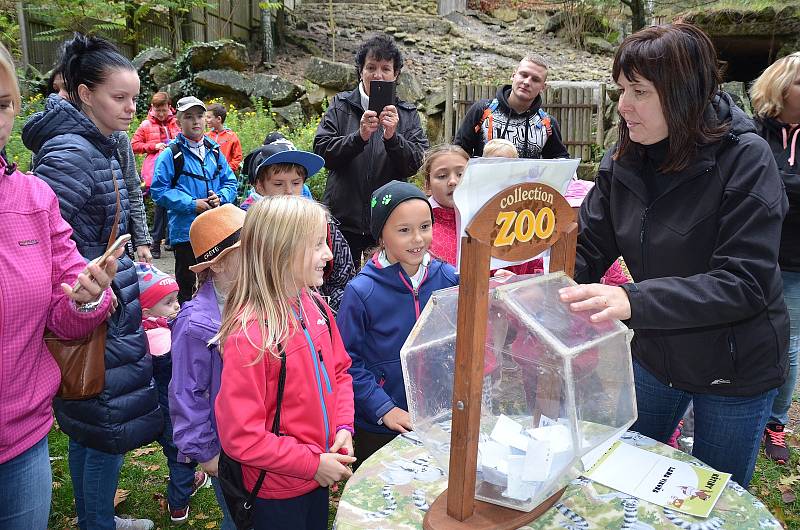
114, 516, 155, 530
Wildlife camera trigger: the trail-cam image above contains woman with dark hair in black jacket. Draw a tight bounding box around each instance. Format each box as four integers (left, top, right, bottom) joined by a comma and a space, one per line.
750, 52, 800, 466
22, 33, 161, 530
560, 24, 789, 488
313, 34, 429, 263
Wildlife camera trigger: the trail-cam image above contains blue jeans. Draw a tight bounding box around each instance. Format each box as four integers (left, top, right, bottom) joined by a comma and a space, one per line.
68, 439, 124, 530
153, 353, 198, 509
211, 477, 237, 530
631, 360, 776, 488
0, 435, 51, 530
771, 271, 800, 425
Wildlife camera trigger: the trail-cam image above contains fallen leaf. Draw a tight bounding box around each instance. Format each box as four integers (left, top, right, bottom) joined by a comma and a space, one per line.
205, 523, 216, 529
131, 446, 160, 457
152, 492, 167, 514
782, 491, 796, 504
778, 474, 799, 486
114, 489, 129, 507
194, 513, 208, 520
52, 481, 62, 489
145, 464, 161, 472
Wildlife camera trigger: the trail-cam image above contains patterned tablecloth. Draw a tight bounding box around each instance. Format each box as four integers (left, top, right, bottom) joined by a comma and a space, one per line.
334, 431, 781, 529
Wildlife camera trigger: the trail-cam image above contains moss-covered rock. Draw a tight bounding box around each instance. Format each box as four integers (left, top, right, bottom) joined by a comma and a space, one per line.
132, 47, 172, 71
272, 102, 305, 129
681, 5, 800, 37
185, 40, 249, 73
304, 57, 357, 92
194, 70, 305, 107
150, 62, 178, 88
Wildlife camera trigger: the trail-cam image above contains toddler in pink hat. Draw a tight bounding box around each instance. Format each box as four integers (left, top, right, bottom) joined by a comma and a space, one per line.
135, 261, 209, 521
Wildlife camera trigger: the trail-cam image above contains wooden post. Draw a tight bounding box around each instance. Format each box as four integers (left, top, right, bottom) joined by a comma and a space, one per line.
16, 2, 29, 69
445, 76, 454, 143
446, 234, 491, 520
596, 83, 606, 154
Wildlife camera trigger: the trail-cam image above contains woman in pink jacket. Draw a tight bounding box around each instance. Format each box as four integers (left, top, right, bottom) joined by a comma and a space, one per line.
132, 91, 180, 259
0, 43, 120, 530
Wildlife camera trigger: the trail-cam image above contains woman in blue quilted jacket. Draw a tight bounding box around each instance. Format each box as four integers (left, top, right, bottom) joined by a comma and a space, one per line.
22, 34, 161, 530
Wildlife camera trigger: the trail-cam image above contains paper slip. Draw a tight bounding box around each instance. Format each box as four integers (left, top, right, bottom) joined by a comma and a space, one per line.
585, 441, 730, 518
528, 424, 572, 453
522, 438, 553, 482
479, 440, 510, 470
490, 415, 532, 452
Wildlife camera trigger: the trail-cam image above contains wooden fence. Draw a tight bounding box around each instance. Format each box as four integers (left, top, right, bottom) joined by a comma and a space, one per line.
444, 81, 607, 161
20, 0, 270, 71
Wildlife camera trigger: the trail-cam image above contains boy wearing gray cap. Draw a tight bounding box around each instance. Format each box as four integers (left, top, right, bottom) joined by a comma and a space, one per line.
151, 96, 239, 304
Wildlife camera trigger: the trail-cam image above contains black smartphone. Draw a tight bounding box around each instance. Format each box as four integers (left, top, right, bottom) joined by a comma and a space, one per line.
368, 80, 396, 114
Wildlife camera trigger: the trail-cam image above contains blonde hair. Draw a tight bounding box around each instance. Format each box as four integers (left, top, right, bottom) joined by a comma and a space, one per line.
520, 53, 549, 70
214, 195, 329, 363
0, 43, 21, 116
419, 144, 469, 186
483, 138, 518, 158
750, 52, 800, 119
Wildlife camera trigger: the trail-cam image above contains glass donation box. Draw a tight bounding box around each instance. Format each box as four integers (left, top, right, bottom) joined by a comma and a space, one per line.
401, 272, 637, 512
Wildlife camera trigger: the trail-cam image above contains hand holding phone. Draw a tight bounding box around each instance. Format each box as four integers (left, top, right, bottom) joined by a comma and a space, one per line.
67, 234, 131, 296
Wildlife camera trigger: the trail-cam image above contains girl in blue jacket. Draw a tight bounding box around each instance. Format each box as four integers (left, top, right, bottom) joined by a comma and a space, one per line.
337, 180, 458, 464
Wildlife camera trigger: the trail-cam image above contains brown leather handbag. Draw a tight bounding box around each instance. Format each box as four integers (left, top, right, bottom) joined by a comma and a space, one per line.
46, 176, 121, 400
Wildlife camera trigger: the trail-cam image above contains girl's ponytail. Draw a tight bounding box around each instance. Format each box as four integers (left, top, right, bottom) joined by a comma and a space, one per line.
58, 32, 134, 110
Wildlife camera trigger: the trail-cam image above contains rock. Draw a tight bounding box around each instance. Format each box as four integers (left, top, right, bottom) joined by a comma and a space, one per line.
721, 81, 752, 116
584, 36, 615, 56
424, 90, 446, 112
304, 83, 328, 113
194, 70, 251, 104
150, 62, 177, 87
404, 36, 418, 44
605, 85, 620, 102
492, 7, 519, 23
425, 112, 444, 144
397, 71, 424, 103
304, 57, 357, 92
186, 40, 249, 73
545, 12, 566, 34
195, 70, 305, 107
394, 32, 408, 39
133, 47, 171, 71
250, 73, 306, 107
577, 162, 598, 181
385, 26, 398, 33
604, 124, 619, 150
160, 80, 189, 101
272, 102, 304, 128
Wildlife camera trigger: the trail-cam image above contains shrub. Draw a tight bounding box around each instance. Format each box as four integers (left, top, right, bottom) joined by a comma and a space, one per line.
7, 94, 330, 202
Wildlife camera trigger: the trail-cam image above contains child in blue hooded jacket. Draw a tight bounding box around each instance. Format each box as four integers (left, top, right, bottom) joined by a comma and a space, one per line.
337, 180, 458, 464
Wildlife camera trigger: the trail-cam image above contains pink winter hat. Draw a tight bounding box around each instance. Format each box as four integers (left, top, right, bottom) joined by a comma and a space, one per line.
136, 262, 178, 310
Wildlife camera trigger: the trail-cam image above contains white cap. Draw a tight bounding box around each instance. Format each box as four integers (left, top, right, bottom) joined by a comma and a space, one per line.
175, 96, 206, 112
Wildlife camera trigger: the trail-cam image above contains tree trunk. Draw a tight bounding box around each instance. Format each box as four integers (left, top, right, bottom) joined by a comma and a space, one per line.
261, 8, 275, 65
125, 2, 138, 57
628, 0, 646, 32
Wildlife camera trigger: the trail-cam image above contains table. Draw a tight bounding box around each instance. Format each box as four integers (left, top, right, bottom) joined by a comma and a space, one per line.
334, 431, 781, 529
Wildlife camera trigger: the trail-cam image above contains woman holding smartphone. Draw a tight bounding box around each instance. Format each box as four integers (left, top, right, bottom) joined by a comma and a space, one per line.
22, 34, 161, 530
